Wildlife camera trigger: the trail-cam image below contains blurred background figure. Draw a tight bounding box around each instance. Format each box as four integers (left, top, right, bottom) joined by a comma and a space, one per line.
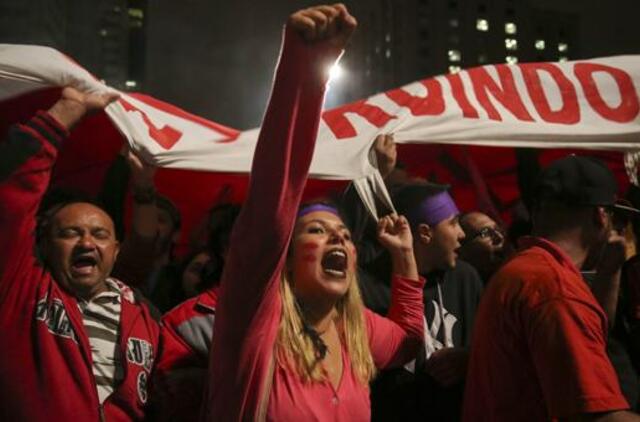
458, 211, 512, 284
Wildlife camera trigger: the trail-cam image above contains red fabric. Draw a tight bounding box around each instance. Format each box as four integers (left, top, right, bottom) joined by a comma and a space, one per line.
463, 237, 628, 421
396, 144, 627, 225
0, 113, 160, 421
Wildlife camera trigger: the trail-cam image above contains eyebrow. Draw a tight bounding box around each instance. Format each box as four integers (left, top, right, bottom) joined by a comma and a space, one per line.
304, 219, 349, 231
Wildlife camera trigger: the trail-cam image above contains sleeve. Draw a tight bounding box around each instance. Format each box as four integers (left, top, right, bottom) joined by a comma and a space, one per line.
149, 316, 207, 422
367, 275, 425, 369
0, 111, 68, 297
526, 297, 629, 417
204, 28, 343, 421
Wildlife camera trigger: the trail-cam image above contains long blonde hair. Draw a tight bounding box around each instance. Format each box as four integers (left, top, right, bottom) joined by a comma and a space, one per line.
275, 270, 376, 384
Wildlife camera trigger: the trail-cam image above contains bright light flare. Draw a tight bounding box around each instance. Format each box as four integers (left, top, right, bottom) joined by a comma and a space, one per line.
328, 63, 344, 81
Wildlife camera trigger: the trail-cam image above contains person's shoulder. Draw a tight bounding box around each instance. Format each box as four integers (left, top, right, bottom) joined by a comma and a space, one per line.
162, 291, 215, 329
490, 248, 567, 303
499, 246, 560, 280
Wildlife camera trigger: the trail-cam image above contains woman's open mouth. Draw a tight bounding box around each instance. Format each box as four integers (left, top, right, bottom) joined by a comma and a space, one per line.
321, 248, 348, 278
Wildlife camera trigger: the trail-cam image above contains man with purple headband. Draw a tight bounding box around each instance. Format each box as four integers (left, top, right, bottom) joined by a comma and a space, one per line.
375, 182, 484, 422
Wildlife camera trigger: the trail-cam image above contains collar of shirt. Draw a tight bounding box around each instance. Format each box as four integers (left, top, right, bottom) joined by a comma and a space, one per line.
78, 278, 122, 308
518, 236, 582, 278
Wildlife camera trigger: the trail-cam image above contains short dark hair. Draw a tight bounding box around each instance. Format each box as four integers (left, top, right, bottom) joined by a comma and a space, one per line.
458, 211, 474, 235
36, 189, 110, 245
156, 195, 181, 232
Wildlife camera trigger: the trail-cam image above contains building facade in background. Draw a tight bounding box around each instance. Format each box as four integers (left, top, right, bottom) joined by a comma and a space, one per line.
346, 0, 579, 102
0, 0, 147, 91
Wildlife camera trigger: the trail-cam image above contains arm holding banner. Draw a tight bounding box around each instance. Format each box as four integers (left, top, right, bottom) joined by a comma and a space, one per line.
342, 134, 397, 262
110, 146, 161, 288
0, 87, 118, 296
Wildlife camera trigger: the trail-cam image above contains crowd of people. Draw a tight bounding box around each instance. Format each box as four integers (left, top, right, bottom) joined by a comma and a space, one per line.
1, 3, 640, 421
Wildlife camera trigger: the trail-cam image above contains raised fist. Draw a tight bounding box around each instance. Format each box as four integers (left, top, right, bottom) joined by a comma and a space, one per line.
287, 4, 357, 49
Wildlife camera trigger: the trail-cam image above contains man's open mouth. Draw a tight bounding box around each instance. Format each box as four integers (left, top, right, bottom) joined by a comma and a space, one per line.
70, 255, 98, 276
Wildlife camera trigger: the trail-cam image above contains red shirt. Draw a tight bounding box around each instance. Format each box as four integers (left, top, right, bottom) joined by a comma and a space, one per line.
0, 112, 160, 421
463, 237, 628, 421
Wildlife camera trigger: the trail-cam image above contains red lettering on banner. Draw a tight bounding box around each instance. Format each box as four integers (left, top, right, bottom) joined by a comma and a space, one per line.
520, 63, 579, 124
574, 63, 640, 123
446, 73, 480, 118
385, 79, 445, 115
468, 65, 535, 122
322, 100, 396, 139
120, 98, 183, 149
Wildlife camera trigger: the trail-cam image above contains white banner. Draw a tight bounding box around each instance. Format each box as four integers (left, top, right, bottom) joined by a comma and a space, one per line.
1, 44, 639, 183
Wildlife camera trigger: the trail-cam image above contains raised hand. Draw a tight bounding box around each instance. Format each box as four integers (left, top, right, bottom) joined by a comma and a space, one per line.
595, 231, 627, 278
122, 145, 156, 189
373, 134, 397, 179
377, 214, 418, 280
287, 3, 357, 49
590, 230, 628, 325
60, 86, 120, 113
48, 86, 120, 130
377, 214, 412, 253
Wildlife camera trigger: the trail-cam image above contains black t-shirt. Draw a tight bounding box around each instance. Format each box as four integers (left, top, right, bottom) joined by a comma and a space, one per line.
363, 261, 483, 422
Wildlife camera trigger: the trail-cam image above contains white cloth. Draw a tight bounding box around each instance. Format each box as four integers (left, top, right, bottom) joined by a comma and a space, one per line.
2, 44, 640, 216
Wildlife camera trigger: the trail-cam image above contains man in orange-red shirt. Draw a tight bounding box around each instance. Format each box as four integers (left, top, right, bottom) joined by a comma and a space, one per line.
463, 155, 639, 421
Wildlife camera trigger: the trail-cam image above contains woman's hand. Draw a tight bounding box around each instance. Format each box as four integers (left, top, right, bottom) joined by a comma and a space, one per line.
377, 214, 412, 253
287, 3, 357, 49
378, 214, 419, 280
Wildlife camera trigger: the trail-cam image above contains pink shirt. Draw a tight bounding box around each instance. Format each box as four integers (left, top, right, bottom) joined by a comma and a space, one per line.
267, 287, 426, 422
202, 26, 424, 421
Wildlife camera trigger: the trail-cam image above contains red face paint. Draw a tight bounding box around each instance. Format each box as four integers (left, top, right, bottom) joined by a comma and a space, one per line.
302, 242, 319, 250
302, 255, 317, 263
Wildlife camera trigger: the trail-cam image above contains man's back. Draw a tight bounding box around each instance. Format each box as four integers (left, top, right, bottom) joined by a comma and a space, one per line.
463, 237, 627, 421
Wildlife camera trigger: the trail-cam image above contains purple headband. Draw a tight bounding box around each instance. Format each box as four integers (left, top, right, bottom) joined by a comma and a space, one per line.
407, 190, 459, 227
297, 204, 340, 218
